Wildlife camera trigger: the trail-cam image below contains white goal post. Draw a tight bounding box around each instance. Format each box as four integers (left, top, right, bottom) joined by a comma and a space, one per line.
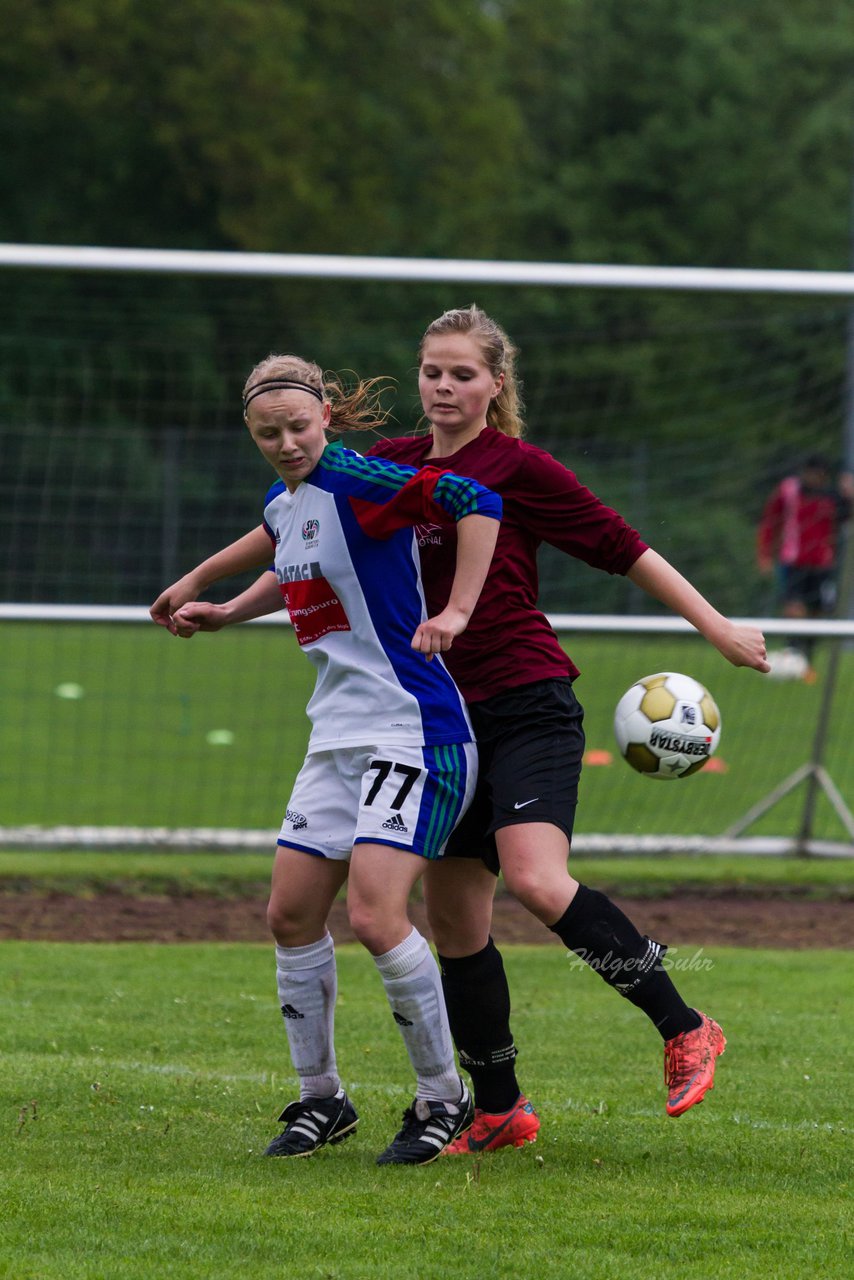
3, 243, 854, 857
4, 602, 854, 637
3, 241, 854, 298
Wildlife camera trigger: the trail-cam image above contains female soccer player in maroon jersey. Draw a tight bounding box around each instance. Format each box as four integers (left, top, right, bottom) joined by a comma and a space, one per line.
152, 308, 769, 1154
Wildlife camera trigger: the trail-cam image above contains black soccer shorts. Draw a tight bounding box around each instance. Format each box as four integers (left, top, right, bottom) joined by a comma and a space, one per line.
780, 565, 836, 615
444, 677, 585, 876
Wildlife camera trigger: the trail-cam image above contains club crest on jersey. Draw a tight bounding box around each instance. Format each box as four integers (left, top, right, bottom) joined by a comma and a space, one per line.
302, 518, 320, 548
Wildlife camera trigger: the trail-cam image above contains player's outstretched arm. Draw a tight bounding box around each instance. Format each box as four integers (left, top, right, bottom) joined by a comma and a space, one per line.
627, 548, 770, 673
411, 513, 499, 659
150, 526, 271, 633
171, 571, 284, 638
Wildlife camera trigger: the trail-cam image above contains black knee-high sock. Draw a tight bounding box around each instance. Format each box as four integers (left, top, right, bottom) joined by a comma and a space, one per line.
437, 938, 521, 1113
550, 884, 701, 1041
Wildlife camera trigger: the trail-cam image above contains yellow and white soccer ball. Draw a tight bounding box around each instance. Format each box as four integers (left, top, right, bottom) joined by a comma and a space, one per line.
613, 671, 721, 780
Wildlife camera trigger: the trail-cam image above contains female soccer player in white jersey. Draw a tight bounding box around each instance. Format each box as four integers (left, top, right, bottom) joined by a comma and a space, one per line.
153, 311, 769, 1157
153, 353, 502, 1165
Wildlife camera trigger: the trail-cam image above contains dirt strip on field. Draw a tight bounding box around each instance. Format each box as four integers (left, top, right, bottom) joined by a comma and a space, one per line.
0, 890, 851, 948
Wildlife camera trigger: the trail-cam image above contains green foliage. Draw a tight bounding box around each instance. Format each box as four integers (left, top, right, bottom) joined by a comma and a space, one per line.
504, 0, 854, 270
2, 943, 852, 1279
3, 2, 852, 267
0, 0, 523, 257
1, 1, 853, 610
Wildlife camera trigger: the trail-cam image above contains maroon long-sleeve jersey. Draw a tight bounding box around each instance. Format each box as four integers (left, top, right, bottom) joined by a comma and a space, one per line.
367, 427, 648, 703
756, 476, 849, 569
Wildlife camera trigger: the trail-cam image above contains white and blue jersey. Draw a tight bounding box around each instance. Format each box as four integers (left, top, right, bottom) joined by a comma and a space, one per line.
262, 444, 502, 754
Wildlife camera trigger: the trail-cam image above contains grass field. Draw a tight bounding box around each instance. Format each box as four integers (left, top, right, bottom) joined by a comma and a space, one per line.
4, 621, 854, 844
3, 941, 851, 1280
1, 850, 853, 899
4, 621, 852, 1275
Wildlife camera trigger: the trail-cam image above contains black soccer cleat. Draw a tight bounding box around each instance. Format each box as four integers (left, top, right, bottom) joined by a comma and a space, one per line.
264, 1092, 359, 1158
376, 1083, 473, 1166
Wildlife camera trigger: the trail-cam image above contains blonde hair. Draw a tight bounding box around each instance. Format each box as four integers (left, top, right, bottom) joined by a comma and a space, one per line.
418, 305, 525, 438
242, 354, 393, 434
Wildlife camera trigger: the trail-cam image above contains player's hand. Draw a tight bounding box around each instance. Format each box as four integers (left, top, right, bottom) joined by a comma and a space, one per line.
716, 621, 770, 673
172, 602, 228, 638
410, 606, 470, 661
150, 575, 202, 634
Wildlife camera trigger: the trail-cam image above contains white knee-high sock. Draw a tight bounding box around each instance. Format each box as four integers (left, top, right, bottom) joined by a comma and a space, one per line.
275, 934, 340, 1100
373, 927, 462, 1103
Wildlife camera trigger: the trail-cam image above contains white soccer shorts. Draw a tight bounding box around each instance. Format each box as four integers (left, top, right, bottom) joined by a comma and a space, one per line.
277, 742, 477, 861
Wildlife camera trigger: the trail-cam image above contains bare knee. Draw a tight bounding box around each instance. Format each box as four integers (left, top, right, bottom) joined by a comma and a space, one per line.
422, 860, 496, 956
267, 893, 326, 947
425, 887, 492, 956
502, 862, 578, 926
346, 898, 407, 956
346, 903, 383, 954
495, 825, 577, 926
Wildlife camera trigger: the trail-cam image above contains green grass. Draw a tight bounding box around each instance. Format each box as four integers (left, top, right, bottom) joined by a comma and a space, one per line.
570, 635, 854, 843
4, 622, 854, 844
1, 621, 316, 829
1, 851, 852, 900
3, 942, 851, 1279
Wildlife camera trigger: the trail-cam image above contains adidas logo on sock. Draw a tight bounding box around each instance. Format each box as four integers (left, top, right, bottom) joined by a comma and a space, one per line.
281, 1004, 305, 1020
392, 1010, 414, 1027
381, 813, 408, 832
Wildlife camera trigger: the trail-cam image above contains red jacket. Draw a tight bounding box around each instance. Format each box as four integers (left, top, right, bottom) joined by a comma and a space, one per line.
757, 477, 848, 570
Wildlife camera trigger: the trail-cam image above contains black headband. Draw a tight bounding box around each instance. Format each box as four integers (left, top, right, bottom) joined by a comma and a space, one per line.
243, 379, 323, 410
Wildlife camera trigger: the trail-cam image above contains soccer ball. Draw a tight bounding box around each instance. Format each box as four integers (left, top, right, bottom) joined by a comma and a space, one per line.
613, 671, 721, 780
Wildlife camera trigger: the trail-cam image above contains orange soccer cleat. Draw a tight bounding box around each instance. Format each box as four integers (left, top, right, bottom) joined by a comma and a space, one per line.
441, 1094, 540, 1155
664, 1011, 727, 1117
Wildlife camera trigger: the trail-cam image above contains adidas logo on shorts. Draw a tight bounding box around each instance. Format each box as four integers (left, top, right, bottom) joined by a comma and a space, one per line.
381, 813, 408, 833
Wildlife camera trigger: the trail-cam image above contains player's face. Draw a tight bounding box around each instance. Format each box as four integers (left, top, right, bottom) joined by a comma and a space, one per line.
245, 390, 330, 491
419, 333, 503, 449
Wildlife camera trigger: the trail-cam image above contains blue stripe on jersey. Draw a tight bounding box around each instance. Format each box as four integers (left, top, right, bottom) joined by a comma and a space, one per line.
319, 446, 416, 489
264, 478, 287, 507
317, 446, 501, 522
433, 471, 497, 519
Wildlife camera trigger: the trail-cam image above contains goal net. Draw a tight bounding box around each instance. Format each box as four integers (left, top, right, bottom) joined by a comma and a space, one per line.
2, 247, 853, 855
